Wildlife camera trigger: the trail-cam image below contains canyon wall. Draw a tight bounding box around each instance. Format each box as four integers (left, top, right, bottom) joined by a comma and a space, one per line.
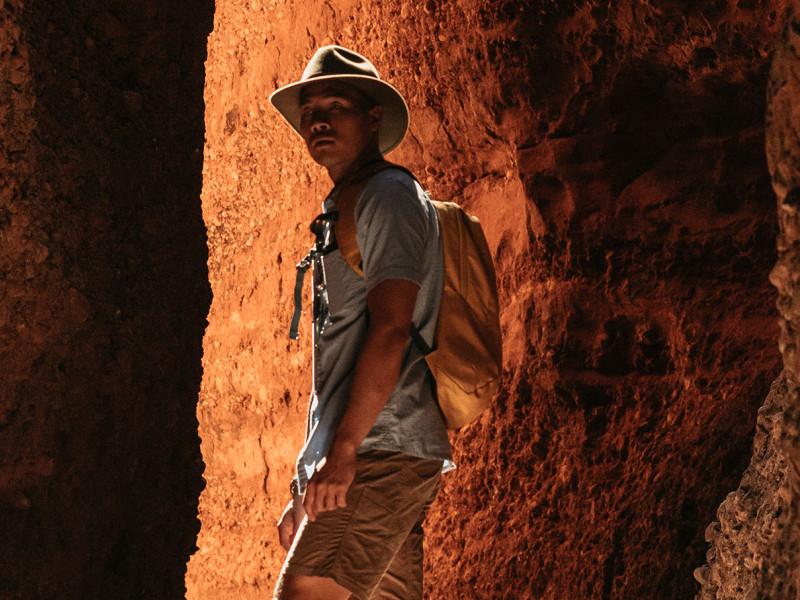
0, 0, 793, 598
0, 1, 212, 597
191, 1, 789, 599
696, 3, 800, 598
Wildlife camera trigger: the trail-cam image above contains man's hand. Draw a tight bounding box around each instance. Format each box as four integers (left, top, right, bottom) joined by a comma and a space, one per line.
277, 497, 306, 551
303, 442, 357, 521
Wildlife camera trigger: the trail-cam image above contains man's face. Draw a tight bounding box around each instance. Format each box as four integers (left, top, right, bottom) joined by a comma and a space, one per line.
298, 81, 382, 174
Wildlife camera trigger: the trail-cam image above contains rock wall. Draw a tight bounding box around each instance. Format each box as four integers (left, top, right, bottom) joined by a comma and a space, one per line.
694, 373, 793, 599
696, 3, 800, 598
191, 1, 788, 599
0, 1, 213, 598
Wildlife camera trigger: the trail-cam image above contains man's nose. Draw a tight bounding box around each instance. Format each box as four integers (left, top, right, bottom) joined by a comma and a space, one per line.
309, 110, 330, 133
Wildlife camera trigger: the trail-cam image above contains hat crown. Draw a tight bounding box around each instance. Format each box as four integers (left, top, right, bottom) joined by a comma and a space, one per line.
302, 46, 380, 81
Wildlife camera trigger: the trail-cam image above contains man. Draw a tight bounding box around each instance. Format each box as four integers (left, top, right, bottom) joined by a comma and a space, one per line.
268, 46, 452, 600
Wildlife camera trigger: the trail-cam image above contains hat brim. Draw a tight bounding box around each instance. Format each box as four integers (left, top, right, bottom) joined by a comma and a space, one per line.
269, 74, 409, 155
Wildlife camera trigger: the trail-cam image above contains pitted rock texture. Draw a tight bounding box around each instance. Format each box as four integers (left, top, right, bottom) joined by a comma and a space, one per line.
696, 6, 800, 598
769, 1, 800, 389
0, 1, 213, 597
695, 373, 792, 599
693, 9, 800, 600
696, 3, 800, 598
191, 1, 788, 599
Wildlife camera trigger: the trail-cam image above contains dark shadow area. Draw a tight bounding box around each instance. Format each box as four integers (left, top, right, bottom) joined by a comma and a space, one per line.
0, 1, 213, 597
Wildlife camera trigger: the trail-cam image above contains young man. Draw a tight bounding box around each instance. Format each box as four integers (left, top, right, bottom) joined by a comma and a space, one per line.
269, 46, 451, 599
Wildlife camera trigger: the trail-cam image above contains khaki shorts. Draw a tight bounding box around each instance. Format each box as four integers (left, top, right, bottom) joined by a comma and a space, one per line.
278, 450, 442, 600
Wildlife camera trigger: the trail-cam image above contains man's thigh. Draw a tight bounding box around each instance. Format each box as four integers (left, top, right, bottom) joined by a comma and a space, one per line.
275, 451, 442, 600
273, 573, 351, 600
367, 508, 425, 599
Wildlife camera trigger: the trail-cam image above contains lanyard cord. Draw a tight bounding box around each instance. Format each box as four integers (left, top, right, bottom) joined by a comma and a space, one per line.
289, 250, 313, 340
288, 212, 339, 340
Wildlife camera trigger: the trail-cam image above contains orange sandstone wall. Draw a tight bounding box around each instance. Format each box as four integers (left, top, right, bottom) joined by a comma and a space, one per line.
190, 1, 788, 598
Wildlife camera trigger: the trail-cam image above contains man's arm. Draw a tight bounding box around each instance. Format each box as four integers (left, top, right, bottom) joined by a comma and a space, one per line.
303, 277, 419, 521
276, 491, 306, 551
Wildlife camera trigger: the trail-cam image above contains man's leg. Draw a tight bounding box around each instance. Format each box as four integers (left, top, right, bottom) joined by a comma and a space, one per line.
368, 520, 423, 600
273, 573, 351, 600
274, 452, 441, 600
368, 482, 437, 600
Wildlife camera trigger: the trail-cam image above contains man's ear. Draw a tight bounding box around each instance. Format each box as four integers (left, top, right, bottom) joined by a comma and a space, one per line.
367, 105, 383, 132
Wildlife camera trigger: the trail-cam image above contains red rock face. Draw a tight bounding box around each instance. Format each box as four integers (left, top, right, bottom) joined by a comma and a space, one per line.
191, 1, 789, 599
697, 5, 800, 598
1, 0, 791, 598
0, 1, 212, 597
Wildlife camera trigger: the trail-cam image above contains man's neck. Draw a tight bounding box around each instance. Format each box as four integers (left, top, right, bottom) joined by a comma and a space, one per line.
328, 147, 384, 185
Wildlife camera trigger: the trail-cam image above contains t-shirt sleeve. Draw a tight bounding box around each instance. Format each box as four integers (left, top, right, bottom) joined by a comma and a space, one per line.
354, 172, 428, 292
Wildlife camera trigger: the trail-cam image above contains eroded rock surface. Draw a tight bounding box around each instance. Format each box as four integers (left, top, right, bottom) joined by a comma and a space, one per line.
0, 1, 213, 597
192, 1, 787, 599
697, 4, 800, 599
695, 373, 792, 599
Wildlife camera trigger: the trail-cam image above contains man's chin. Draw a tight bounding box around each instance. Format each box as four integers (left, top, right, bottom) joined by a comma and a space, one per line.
309, 146, 344, 167
308, 141, 330, 154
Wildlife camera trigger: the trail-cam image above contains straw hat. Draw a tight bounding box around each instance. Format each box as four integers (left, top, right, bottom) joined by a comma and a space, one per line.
269, 45, 409, 154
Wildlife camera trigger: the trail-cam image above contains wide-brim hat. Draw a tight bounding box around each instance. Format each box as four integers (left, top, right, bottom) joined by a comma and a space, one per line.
269, 45, 409, 155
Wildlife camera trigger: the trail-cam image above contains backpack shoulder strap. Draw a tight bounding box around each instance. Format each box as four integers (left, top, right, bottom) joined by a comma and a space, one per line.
336, 160, 417, 276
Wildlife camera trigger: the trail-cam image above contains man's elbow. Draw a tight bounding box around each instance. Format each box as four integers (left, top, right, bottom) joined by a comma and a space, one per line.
367, 319, 414, 350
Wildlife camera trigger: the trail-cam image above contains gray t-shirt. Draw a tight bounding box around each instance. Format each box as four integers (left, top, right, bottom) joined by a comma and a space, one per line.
295, 168, 452, 491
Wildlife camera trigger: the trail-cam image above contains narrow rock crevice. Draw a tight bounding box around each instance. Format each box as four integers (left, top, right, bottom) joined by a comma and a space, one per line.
0, 1, 213, 597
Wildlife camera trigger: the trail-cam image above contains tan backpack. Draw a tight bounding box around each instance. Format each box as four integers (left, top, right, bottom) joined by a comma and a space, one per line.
335, 161, 502, 429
